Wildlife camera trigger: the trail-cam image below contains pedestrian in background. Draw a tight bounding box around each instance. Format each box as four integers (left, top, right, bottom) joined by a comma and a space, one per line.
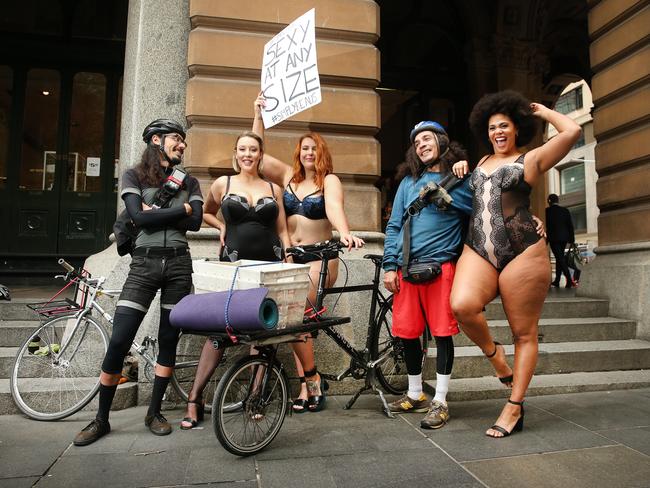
546, 193, 575, 288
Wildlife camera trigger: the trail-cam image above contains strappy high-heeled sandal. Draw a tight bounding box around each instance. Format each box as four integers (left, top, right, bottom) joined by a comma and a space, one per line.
180, 399, 205, 430
485, 341, 513, 385
487, 399, 524, 438
292, 376, 308, 414
305, 368, 328, 413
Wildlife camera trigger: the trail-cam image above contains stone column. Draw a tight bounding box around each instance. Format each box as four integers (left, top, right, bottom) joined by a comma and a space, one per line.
580, 1, 650, 338
119, 0, 190, 175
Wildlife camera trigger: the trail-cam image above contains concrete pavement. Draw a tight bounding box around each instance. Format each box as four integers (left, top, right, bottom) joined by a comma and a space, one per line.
1, 388, 650, 488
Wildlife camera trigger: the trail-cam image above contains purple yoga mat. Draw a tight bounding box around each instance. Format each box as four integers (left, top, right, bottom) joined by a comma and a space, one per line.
170, 288, 279, 332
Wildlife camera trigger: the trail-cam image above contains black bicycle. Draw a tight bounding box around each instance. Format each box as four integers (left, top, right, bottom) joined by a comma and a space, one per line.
182, 240, 410, 456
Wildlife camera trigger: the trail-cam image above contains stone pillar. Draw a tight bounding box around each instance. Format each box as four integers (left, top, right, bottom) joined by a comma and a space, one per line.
580, 1, 650, 338
119, 0, 190, 175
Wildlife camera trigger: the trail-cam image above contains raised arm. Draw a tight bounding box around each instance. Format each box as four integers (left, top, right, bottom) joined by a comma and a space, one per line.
323, 174, 364, 250
252, 91, 291, 187
525, 103, 582, 183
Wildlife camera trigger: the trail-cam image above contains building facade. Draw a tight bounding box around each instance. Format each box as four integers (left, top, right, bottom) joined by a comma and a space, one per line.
1, 0, 649, 337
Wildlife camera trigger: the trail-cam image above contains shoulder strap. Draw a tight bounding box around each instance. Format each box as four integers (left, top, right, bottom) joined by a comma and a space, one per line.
225, 175, 231, 195
268, 180, 275, 199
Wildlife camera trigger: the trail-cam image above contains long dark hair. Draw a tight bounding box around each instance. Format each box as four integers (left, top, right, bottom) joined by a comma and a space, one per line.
134, 145, 165, 186
404, 140, 468, 180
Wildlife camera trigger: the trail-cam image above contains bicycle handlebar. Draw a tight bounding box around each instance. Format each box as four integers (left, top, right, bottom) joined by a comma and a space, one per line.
286, 240, 345, 258
58, 259, 75, 273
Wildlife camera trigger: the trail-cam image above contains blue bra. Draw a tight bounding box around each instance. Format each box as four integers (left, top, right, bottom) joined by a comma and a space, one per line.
283, 183, 327, 220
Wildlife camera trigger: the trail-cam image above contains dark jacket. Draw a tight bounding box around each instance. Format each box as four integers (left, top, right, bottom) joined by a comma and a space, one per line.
546, 204, 575, 243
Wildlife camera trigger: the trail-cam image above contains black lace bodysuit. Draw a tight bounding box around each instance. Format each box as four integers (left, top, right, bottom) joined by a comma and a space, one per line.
466, 154, 541, 270
220, 176, 283, 262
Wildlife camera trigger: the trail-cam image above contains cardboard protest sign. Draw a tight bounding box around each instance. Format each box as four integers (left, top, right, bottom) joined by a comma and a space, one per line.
261, 9, 321, 128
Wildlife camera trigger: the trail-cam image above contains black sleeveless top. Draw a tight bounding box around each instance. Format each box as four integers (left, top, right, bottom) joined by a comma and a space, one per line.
220, 176, 283, 262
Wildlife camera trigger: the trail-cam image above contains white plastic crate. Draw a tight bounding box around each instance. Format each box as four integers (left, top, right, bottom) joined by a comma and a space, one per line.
193, 259, 310, 285
192, 259, 311, 328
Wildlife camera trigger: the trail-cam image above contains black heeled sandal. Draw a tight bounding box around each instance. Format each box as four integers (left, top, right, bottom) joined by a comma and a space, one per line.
487, 399, 524, 438
292, 376, 309, 414
180, 399, 205, 430
306, 372, 328, 413
485, 341, 513, 385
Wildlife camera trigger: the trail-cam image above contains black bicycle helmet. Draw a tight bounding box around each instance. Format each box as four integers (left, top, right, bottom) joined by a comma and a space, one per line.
142, 119, 186, 143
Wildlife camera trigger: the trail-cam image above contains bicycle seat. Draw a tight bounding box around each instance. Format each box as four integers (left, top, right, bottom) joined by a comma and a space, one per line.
363, 254, 383, 266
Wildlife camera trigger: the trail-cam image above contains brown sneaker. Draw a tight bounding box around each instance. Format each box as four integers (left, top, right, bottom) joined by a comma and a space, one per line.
145, 413, 172, 436
388, 393, 429, 413
420, 400, 450, 429
73, 418, 111, 446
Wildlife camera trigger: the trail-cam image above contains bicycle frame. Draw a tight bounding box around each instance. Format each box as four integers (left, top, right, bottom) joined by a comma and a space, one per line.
305, 251, 398, 417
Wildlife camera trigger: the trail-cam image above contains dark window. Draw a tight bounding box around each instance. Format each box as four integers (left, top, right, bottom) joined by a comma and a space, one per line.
555, 86, 583, 115
67, 72, 106, 193
0, 66, 12, 190
20, 69, 60, 191
568, 204, 587, 233
560, 162, 585, 194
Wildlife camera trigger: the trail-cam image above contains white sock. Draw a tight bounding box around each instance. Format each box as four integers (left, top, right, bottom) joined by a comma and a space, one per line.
433, 373, 451, 404
407, 374, 423, 400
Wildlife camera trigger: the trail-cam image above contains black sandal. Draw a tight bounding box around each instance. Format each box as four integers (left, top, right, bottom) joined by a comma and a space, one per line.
180, 400, 204, 430
485, 341, 513, 385
487, 399, 524, 438
292, 377, 308, 414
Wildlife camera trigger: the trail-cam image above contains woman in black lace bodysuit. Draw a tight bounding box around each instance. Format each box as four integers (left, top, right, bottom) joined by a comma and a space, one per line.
450, 91, 581, 438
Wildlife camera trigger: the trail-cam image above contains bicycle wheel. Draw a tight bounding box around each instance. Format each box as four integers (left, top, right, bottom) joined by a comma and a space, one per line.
10, 314, 109, 421
213, 355, 289, 456
369, 295, 408, 395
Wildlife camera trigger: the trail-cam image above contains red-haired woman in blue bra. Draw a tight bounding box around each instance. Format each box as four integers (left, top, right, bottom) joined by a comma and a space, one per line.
252, 92, 364, 413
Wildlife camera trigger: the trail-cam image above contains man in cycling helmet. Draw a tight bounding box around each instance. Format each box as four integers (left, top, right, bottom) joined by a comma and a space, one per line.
74, 119, 203, 446
382, 121, 473, 430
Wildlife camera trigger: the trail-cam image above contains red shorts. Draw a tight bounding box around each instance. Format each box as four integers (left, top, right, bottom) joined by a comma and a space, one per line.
391, 261, 459, 339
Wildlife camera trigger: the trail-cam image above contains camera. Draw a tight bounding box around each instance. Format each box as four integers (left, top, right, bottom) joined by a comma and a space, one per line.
419, 181, 453, 210
152, 168, 187, 209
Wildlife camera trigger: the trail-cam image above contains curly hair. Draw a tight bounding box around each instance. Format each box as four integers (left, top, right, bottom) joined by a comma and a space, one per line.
405, 138, 468, 180
290, 132, 333, 190
134, 145, 166, 186
469, 90, 539, 150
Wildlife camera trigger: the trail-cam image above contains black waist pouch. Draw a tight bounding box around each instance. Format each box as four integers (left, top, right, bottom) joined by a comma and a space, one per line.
403, 258, 442, 284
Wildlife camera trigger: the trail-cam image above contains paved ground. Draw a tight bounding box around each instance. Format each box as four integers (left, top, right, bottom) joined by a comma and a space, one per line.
1, 388, 649, 488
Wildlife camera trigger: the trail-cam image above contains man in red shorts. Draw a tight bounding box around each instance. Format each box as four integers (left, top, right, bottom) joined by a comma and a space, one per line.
382, 121, 472, 429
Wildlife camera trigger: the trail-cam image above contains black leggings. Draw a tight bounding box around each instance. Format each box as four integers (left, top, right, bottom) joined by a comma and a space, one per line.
102, 306, 179, 374
402, 335, 454, 376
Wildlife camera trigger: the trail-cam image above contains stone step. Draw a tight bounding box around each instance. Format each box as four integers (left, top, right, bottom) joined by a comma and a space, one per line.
425, 339, 650, 378
0, 378, 137, 416
1, 347, 18, 377
484, 296, 609, 320
424, 369, 650, 401
0, 321, 53, 348
449, 316, 637, 347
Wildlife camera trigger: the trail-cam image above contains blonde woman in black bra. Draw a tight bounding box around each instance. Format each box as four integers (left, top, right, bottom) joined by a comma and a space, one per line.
450, 90, 580, 438
252, 92, 364, 413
